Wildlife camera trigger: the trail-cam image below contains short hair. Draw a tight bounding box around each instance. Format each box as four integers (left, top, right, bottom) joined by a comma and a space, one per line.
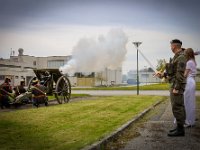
5, 78, 10, 83
170, 39, 182, 45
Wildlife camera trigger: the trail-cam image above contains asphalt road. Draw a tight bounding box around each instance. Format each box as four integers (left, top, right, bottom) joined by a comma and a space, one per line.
72, 90, 200, 96
105, 99, 200, 150
120, 101, 200, 150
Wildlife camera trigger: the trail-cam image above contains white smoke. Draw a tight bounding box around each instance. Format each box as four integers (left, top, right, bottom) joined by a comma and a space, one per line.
60, 28, 128, 75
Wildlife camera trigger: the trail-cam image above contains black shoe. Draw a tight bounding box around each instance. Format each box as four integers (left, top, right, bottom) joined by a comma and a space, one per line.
45, 101, 48, 106
169, 128, 177, 133
33, 103, 39, 108
5, 104, 10, 108
168, 128, 185, 137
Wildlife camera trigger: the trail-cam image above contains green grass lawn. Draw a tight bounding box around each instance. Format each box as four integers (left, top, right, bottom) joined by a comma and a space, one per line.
196, 96, 200, 106
48, 94, 91, 101
197, 82, 200, 90
0, 95, 166, 150
72, 82, 200, 91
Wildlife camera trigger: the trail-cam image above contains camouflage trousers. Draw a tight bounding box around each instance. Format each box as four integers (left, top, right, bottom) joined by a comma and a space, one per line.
32, 95, 48, 106
170, 89, 186, 125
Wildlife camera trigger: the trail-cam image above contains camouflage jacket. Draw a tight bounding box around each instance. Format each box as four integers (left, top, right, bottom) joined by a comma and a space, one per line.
0, 83, 12, 95
166, 51, 186, 91
30, 85, 46, 97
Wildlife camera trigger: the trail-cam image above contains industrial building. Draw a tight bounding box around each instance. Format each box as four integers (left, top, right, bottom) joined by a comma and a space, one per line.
127, 68, 161, 84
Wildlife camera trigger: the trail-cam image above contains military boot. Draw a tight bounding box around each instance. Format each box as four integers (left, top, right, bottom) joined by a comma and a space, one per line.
169, 127, 177, 133
168, 124, 185, 137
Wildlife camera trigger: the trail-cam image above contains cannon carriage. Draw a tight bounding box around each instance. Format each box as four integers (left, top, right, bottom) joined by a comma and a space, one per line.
27, 69, 71, 104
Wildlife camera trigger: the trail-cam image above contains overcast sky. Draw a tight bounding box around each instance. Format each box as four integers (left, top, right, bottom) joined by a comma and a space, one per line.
0, 0, 200, 73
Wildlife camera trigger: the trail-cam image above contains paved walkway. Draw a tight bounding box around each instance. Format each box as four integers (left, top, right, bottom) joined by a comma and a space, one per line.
108, 100, 200, 150
73, 90, 200, 96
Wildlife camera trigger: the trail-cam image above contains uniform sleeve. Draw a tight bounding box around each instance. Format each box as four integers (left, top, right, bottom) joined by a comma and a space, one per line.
174, 55, 186, 90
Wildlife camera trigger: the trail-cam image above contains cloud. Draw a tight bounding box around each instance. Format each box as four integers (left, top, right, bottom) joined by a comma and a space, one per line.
0, 24, 199, 74
123, 27, 200, 73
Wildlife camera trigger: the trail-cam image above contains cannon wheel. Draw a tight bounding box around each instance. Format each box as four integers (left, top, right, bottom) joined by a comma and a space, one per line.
55, 75, 71, 104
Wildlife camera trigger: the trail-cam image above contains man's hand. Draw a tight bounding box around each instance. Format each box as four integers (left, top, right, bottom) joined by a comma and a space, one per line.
172, 89, 179, 94
153, 71, 163, 79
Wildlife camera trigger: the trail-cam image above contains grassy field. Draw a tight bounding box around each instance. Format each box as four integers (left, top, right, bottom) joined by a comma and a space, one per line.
48, 94, 91, 101
196, 96, 200, 106
0, 95, 166, 150
72, 82, 200, 91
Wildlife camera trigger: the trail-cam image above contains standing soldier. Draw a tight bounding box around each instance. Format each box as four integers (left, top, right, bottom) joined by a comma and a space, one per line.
155, 39, 186, 136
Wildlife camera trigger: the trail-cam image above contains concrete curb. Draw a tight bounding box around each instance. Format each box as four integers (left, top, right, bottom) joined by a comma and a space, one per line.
81, 100, 164, 150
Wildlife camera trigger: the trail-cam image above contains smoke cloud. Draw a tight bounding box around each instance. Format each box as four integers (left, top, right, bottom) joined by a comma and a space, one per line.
60, 28, 128, 75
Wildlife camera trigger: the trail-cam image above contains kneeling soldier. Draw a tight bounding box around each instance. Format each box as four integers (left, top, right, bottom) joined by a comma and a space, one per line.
30, 79, 48, 107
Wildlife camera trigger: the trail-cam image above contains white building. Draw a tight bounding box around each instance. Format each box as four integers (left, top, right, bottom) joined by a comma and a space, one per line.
127, 68, 161, 84
0, 49, 122, 87
127, 67, 200, 84
0, 48, 71, 86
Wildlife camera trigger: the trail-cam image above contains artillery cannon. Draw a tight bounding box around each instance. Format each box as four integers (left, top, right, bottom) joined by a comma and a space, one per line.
27, 69, 71, 104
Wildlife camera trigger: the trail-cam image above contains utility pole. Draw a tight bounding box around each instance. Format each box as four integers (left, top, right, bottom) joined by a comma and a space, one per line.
133, 42, 142, 95
144, 66, 147, 85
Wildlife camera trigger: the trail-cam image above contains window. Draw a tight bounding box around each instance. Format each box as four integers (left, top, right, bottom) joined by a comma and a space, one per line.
0, 75, 4, 80
48, 60, 64, 68
33, 61, 36, 66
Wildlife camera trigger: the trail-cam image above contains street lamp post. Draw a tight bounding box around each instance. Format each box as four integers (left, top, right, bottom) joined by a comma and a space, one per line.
144, 66, 147, 85
133, 42, 142, 95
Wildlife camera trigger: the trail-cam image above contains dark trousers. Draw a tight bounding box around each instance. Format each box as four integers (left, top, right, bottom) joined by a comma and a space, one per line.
0, 96, 10, 109
32, 96, 47, 105
170, 90, 186, 125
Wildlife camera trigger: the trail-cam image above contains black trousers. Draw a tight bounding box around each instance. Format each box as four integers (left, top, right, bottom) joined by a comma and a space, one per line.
0, 96, 10, 108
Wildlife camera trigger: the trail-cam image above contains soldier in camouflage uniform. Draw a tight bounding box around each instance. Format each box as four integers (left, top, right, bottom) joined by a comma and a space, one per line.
30, 79, 48, 107
155, 39, 186, 136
